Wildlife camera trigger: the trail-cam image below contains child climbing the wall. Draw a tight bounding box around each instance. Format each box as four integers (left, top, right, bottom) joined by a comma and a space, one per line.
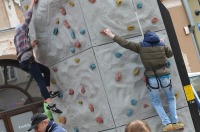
125, 120, 151, 132
14, 0, 62, 113
103, 29, 184, 132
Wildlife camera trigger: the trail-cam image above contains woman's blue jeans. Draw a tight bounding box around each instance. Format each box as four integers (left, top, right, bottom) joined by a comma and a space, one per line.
148, 76, 178, 125
19, 59, 50, 99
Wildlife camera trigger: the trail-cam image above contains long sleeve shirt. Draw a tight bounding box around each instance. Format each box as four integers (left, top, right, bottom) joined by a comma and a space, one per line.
14, 9, 33, 62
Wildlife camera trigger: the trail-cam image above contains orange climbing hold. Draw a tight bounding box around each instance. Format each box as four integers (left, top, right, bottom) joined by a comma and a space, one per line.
127, 26, 135, 31
51, 79, 56, 84
88, 104, 94, 112
152, 17, 158, 23
175, 93, 178, 99
133, 68, 139, 75
74, 41, 81, 48
69, 1, 75, 7
24, 5, 29, 10
88, 0, 96, 3
81, 87, 86, 94
95, 117, 103, 123
63, 20, 70, 29
116, 0, 122, 6
75, 58, 80, 63
115, 72, 122, 81
69, 89, 74, 95
60, 7, 66, 15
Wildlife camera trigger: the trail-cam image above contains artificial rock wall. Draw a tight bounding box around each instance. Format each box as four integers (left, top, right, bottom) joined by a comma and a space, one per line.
20, 0, 195, 132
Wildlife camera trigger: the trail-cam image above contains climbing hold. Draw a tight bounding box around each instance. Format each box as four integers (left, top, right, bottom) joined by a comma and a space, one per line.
78, 100, 83, 105
131, 99, 137, 106
34, 0, 38, 4
58, 91, 64, 98
58, 117, 62, 123
88, 104, 94, 112
90, 64, 96, 70
63, 20, 70, 29
100, 30, 106, 35
127, 26, 135, 31
74, 41, 81, 48
24, 5, 29, 10
152, 17, 158, 23
81, 87, 86, 94
95, 116, 103, 123
71, 31, 76, 39
88, 0, 96, 3
61, 116, 67, 124
114, 51, 122, 58
69, 1, 75, 7
55, 19, 59, 24
126, 109, 133, 116
80, 29, 86, 35
60, 7, 66, 15
143, 104, 149, 108
51, 79, 56, 84
52, 67, 58, 72
53, 27, 58, 35
116, 0, 122, 6
136, 2, 143, 9
115, 72, 122, 81
74, 127, 79, 132
70, 47, 75, 54
166, 61, 171, 68
175, 93, 178, 99
69, 89, 74, 95
133, 68, 139, 75
74, 58, 80, 63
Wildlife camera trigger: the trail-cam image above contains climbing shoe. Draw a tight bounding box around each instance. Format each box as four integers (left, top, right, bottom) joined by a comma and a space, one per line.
46, 104, 62, 114
172, 122, 184, 130
49, 91, 60, 98
163, 124, 173, 132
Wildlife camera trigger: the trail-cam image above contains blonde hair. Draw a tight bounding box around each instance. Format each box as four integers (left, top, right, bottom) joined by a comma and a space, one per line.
125, 120, 151, 132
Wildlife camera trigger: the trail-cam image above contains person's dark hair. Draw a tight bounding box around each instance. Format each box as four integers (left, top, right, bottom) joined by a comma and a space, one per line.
125, 120, 151, 132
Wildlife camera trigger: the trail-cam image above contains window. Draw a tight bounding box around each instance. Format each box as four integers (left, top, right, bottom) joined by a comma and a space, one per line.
7, 66, 17, 82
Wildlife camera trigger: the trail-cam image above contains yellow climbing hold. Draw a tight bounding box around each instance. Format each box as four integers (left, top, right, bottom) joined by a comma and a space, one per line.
127, 26, 135, 31
116, 0, 122, 6
58, 116, 62, 123
69, 1, 75, 7
175, 93, 178, 99
24, 5, 29, 10
55, 19, 59, 24
75, 58, 80, 63
51, 79, 56, 84
78, 100, 83, 105
133, 68, 139, 75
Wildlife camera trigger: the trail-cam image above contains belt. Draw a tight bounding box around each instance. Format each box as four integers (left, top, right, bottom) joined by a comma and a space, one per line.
17, 47, 32, 61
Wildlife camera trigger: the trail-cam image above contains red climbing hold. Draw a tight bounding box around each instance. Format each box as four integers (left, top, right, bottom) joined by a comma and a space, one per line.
74, 41, 81, 48
81, 87, 86, 94
152, 17, 158, 23
88, 104, 94, 112
143, 104, 149, 108
88, 0, 96, 3
60, 7, 66, 15
63, 20, 70, 29
115, 72, 122, 81
53, 67, 58, 72
95, 116, 103, 123
34, 0, 38, 4
69, 89, 74, 95
61, 116, 67, 124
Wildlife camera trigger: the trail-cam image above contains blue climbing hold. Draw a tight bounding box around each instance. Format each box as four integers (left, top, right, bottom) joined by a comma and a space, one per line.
71, 31, 76, 39
80, 29, 86, 35
126, 109, 133, 116
114, 51, 122, 58
137, 2, 143, 9
166, 61, 171, 68
74, 127, 79, 132
53, 27, 58, 35
58, 91, 64, 98
131, 99, 137, 106
90, 64, 96, 70
70, 47, 75, 53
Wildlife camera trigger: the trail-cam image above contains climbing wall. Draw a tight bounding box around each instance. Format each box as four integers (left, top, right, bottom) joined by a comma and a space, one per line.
20, 0, 194, 132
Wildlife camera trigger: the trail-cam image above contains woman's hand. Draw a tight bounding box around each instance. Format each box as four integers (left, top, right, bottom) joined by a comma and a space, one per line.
103, 29, 115, 39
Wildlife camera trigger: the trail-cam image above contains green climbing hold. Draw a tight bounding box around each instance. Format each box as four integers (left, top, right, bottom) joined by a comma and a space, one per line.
53, 27, 58, 35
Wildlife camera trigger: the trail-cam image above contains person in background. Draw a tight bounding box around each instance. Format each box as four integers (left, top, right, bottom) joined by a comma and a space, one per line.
14, 0, 62, 113
125, 120, 151, 132
103, 29, 184, 132
28, 113, 67, 132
